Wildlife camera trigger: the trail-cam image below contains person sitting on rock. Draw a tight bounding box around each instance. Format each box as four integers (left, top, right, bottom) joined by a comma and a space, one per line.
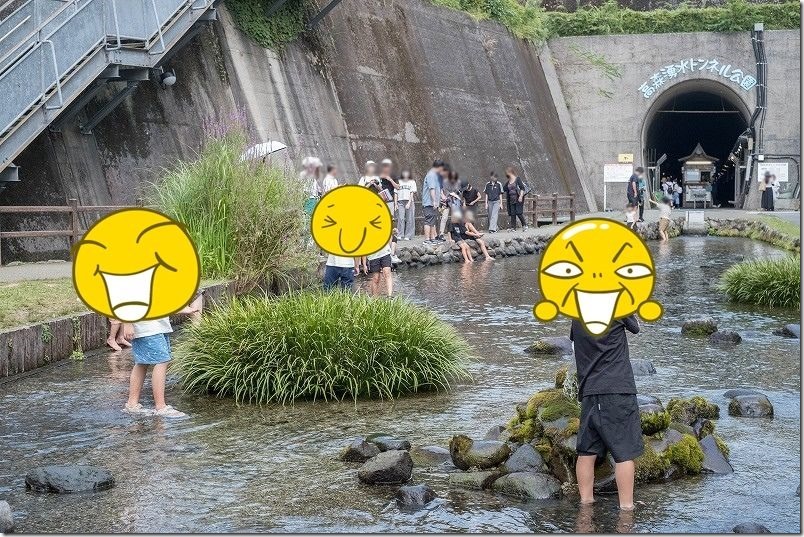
571, 314, 642, 511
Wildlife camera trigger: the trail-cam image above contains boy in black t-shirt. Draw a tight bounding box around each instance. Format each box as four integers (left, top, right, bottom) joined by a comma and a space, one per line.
570, 315, 642, 511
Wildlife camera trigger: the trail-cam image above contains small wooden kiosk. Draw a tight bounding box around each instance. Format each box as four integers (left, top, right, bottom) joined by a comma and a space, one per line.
679, 143, 717, 208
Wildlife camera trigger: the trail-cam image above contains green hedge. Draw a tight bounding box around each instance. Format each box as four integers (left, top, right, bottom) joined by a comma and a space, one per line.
432, 0, 800, 42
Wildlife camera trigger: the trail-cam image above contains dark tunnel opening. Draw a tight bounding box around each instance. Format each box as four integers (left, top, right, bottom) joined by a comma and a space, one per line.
644, 88, 748, 205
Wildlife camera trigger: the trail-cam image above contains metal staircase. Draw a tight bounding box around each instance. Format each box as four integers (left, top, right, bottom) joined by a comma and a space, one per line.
0, 0, 217, 177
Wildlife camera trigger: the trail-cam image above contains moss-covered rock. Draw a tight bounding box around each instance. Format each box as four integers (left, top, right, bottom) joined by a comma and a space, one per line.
692, 418, 715, 440
639, 404, 671, 435
507, 417, 543, 443
449, 435, 511, 471
713, 434, 730, 459
681, 318, 718, 336
555, 365, 569, 388
525, 388, 580, 422
665, 433, 705, 474
667, 396, 720, 425
635, 441, 670, 483
524, 336, 573, 356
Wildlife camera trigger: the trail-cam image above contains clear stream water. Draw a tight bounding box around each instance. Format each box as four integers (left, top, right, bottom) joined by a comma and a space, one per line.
0, 236, 800, 533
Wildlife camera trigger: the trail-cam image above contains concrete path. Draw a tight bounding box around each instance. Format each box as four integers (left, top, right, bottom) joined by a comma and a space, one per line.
0, 208, 797, 283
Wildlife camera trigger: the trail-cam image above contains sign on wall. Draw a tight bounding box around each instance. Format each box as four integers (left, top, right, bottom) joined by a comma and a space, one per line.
604, 163, 634, 183
757, 162, 789, 182
639, 58, 757, 99
618, 153, 634, 163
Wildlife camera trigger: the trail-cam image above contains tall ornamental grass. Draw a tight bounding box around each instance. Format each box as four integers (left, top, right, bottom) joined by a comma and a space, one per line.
719, 255, 801, 309
151, 128, 312, 292
174, 290, 473, 404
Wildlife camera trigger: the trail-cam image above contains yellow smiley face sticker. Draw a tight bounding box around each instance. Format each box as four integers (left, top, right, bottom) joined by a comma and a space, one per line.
311, 185, 393, 257
533, 219, 662, 335
72, 208, 200, 322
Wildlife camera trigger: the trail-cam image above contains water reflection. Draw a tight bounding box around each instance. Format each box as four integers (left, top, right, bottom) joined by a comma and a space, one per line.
0, 237, 799, 533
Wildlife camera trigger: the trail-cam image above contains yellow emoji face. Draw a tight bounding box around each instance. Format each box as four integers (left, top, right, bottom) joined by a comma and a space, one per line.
72, 208, 200, 322
533, 219, 662, 335
311, 185, 393, 257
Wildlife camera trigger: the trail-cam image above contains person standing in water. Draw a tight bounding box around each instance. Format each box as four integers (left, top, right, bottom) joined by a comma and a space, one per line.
571, 315, 643, 511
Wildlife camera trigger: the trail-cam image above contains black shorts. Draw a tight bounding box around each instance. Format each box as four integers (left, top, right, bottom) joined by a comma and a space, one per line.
369, 254, 392, 273
577, 393, 643, 463
423, 206, 438, 226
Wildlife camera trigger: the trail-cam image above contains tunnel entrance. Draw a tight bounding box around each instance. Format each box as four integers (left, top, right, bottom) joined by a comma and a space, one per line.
643, 81, 749, 207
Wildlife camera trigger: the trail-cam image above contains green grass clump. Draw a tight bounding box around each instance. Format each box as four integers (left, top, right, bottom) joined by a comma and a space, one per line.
226, 0, 309, 49
174, 290, 472, 404
719, 255, 801, 309
151, 127, 313, 293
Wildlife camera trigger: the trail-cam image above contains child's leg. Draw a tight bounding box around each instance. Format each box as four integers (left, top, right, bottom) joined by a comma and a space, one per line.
127, 364, 148, 407
461, 244, 472, 263
370, 272, 380, 295
152, 362, 168, 410
576, 454, 597, 504
382, 266, 393, 296
614, 460, 636, 510
108, 320, 123, 351
478, 239, 493, 260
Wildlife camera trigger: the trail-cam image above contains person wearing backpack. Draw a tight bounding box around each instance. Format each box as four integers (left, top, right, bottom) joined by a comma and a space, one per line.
503, 166, 529, 231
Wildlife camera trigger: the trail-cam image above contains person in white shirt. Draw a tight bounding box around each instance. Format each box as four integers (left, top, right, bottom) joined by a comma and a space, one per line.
358, 160, 380, 189
322, 165, 339, 194
648, 195, 672, 241
624, 203, 637, 230
396, 169, 418, 240
323, 254, 358, 290
300, 156, 323, 215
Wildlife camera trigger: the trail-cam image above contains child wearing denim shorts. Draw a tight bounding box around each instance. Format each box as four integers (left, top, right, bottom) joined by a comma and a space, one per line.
123, 300, 199, 417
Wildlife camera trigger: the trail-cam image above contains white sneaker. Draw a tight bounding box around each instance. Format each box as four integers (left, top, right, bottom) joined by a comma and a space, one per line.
124, 403, 153, 415
391, 255, 402, 263
155, 405, 187, 418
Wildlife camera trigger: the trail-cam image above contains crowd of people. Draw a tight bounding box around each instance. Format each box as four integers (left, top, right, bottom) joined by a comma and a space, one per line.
300, 157, 535, 296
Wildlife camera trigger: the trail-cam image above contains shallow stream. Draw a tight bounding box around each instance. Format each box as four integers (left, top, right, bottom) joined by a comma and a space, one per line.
0, 236, 800, 532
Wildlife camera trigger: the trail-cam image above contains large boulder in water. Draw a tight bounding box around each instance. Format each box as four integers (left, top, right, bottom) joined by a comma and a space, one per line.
340, 438, 381, 462
357, 450, 413, 485
501, 444, 547, 474
728, 394, 774, 418
733, 522, 771, 533
709, 331, 742, 346
491, 472, 562, 500
699, 435, 733, 474
0, 501, 13, 533
681, 318, 718, 336
773, 324, 800, 339
26, 465, 115, 493
409, 445, 451, 467
449, 435, 511, 470
723, 388, 761, 399
631, 359, 656, 376
395, 484, 437, 509
524, 336, 573, 356
666, 396, 720, 425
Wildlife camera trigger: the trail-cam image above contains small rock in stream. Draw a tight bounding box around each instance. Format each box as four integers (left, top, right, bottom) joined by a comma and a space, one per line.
26, 465, 115, 493
681, 318, 718, 336
357, 450, 413, 485
340, 438, 381, 462
733, 522, 771, 533
366, 434, 411, 452
630, 359, 656, 376
773, 324, 800, 339
491, 472, 562, 500
409, 445, 451, 467
524, 336, 574, 356
395, 484, 437, 509
0, 501, 13, 533
728, 394, 774, 418
709, 331, 742, 346
449, 435, 511, 470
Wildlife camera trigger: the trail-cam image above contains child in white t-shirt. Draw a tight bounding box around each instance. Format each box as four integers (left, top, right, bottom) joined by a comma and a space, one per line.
624, 203, 637, 230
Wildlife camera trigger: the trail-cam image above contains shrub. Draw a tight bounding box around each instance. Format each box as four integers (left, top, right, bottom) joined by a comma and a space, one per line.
226, 0, 309, 50
151, 126, 313, 292
719, 255, 801, 309
174, 290, 472, 404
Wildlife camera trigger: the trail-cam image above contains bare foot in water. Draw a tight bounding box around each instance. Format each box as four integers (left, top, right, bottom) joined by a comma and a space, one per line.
116, 337, 132, 348
107, 337, 122, 352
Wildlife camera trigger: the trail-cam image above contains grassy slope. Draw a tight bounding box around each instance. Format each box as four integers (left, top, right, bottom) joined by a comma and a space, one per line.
0, 279, 224, 331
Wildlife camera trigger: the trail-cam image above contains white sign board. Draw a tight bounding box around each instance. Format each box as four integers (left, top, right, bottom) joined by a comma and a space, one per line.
604, 164, 633, 183
757, 162, 789, 182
